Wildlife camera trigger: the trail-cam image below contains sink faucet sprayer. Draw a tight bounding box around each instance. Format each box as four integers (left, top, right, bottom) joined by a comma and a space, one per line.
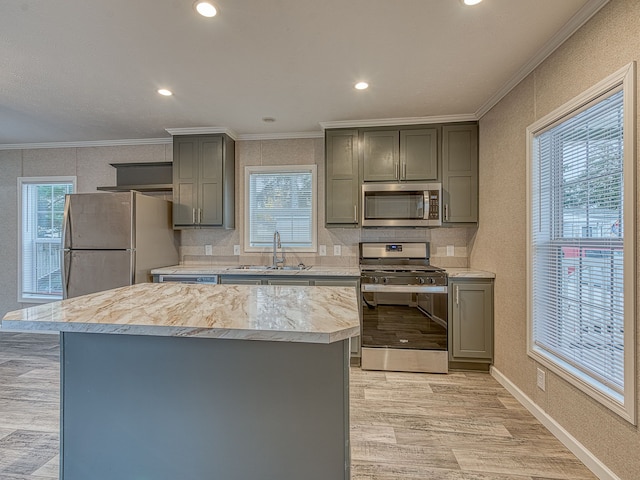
272, 230, 285, 268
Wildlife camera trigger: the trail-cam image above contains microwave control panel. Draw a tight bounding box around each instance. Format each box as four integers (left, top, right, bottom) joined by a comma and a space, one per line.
427, 190, 440, 220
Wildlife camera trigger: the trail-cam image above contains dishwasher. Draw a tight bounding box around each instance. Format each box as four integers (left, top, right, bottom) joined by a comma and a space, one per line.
155, 274, 219, 284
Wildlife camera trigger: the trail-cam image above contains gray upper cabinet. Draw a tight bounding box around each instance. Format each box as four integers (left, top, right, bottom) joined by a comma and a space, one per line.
363, 128, 438, 182
400, 128, 438, 181
449, 279, 493, 363
173, 134, 235, 229
325, 129, 359, 226
362, 130, 399, 182
441, 124, 478, 223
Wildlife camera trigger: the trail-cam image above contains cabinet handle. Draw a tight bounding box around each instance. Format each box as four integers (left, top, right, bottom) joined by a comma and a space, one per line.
444, 204, 449, 221
455, 285, 459, 306
199, 208, 202, 224
395, 162, 399, 180
402, 163, 406, 180
192, 208, 196, 224
354, 205, 357, 223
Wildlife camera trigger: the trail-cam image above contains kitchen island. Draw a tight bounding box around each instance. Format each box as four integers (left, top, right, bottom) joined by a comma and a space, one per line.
2, 283, 359, 480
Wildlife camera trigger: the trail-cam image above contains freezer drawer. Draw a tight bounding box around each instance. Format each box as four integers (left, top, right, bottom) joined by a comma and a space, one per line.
64, 250, 134, 298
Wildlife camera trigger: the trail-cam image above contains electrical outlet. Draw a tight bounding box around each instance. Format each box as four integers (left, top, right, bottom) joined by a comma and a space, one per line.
319, 245, 327, 256
537, 368, 546, 391
333, 245, 341, 256
447, 245, 455, 256
204, 244, 213, 256
233, 245, 241, 255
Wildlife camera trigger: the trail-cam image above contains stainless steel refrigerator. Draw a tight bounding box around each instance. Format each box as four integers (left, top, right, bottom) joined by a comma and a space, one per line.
62, 191, 179, 299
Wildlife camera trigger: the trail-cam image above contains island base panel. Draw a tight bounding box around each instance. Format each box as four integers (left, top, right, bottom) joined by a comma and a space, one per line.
60, 332, 350, 480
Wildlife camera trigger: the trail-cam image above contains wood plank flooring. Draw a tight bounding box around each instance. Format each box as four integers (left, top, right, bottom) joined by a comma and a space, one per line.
0, 332, 596, 479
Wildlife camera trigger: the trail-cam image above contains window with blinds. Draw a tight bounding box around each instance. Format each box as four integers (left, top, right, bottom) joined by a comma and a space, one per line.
527, 64, 636, 423
245, 165, 317, 251
18, 177, 75, 303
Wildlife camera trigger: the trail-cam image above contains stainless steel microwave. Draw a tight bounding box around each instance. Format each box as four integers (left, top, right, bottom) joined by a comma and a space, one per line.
361, 182, 442, 227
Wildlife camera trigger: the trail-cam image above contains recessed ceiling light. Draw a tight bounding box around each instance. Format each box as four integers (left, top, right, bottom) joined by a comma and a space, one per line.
462, 0, 482, 5
195, 1, 217, 17
355, 82, 369, 90
157, 89, 173, 96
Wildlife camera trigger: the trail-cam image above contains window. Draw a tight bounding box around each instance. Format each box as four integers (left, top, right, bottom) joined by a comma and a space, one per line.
527, 63, 636, 423
245, 165, 317, 252
18, 177, 76, 303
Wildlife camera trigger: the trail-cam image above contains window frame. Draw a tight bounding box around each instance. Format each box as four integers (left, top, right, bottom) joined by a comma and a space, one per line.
526, 63, 636, 424
243, 165, 318, 254
17, 176, 77, 304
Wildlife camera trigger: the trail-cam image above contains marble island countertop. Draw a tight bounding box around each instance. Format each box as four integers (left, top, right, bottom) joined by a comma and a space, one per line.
1, 283, 360, 344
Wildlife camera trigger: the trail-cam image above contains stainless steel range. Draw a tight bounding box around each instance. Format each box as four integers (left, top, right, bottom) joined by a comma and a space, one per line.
360, 242, 448, 373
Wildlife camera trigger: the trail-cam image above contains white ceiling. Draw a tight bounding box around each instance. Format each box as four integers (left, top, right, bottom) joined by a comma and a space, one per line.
0, 0, 608, 147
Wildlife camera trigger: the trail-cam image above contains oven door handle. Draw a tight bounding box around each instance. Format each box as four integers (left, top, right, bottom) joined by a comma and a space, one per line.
361, 284, 447, 294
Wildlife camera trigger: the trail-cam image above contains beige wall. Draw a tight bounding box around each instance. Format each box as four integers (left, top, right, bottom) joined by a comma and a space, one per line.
0, 144, 172, 317
471, 0, 640, 478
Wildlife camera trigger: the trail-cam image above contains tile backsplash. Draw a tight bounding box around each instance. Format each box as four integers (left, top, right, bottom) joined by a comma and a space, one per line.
178, 137, 476, 268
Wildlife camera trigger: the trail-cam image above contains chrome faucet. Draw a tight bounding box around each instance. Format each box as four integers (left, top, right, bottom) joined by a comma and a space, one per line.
272, 230, 285, 268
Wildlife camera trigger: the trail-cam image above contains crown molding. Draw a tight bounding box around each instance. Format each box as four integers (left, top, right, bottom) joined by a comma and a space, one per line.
0, 137, 172, 150
165, 127, 239, 140
475, 0, 610, 119
320, 114, 478, 130
237, 131, 323, 141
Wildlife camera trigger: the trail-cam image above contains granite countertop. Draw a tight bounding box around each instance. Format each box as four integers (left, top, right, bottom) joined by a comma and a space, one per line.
152, 264, 361, 277
1, 283, 360, 344
445, 268, 496, 279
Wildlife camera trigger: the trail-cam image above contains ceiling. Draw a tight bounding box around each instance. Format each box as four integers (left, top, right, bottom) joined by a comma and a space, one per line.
0, 0, 608, 146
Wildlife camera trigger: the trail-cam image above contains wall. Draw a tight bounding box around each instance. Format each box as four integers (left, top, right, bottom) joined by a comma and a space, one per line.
471, 0, 640, 478
0, 144, 172, 317
179, 137, 476, 269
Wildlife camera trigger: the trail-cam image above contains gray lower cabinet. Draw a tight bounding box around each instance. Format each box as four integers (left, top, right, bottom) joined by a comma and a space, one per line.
173, 134, 235, 229
449, 279, 493, 365
325, 129, 359, 226
441, 124, 478, 224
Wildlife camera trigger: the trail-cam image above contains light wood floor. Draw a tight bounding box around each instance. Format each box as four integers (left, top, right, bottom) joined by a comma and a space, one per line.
0, 332, 596, 479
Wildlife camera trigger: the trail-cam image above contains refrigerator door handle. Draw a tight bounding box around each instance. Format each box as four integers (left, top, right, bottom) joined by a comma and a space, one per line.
62, 194, 72, 250
62, 250, 71, 300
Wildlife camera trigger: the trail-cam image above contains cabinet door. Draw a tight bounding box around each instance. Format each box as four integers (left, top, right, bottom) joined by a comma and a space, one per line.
173, 137, 199, 227
219, 276, 263, 285
400, 128, 438, 181
362, 130, 399, 182
325, 130, 359, 225
199, 136, 224, 226
450, 281, 493, 361
266, 279, 311, 286
442, 125, 478, 223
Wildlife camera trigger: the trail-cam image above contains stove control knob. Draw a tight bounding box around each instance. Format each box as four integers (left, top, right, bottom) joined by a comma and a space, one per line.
418, 277, 425, 284
373, 277, 379, 284
428, 277, 435, 284
382, 277, 389, 285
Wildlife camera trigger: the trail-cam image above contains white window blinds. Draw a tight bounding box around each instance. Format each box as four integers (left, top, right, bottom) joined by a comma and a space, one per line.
19, 178, 75, 302
532, 89, 624, 394
246, 166, 316, 250
529, 63, 636, 424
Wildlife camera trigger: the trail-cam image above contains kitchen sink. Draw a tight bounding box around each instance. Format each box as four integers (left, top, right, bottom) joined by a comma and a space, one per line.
230, 265, 311, 271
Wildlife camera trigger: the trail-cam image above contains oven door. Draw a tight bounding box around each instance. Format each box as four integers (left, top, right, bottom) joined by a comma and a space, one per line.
360, 283, 448, 373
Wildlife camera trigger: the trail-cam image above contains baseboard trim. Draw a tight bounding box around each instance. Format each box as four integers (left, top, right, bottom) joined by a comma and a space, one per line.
490, 366, 621, 480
